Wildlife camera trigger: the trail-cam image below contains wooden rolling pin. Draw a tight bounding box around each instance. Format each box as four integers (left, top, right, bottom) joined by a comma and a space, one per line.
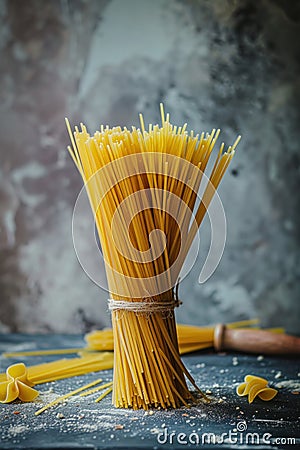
214, 324, 300, 355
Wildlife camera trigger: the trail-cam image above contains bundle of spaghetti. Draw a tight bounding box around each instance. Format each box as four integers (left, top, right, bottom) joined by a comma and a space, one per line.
0, 352, 114, 385
66, 104, 240, 409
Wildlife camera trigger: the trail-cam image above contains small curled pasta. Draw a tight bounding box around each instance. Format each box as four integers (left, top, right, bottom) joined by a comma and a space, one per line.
236, 374, 278, 404
0, 363, 39, 403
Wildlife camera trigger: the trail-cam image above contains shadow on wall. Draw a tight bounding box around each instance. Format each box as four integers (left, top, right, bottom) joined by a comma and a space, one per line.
0, 0, 299, 333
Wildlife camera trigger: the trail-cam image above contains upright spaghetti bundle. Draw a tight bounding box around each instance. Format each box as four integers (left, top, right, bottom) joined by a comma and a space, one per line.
66, 105, 240, 409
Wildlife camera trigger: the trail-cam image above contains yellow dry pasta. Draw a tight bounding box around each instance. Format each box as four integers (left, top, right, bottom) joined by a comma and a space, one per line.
79, 381, 113, 397
0, 363, 39, 404
84, 320, 265, 355
95, 387, 113, 403
3, 321, 261, 359
3, 348, 83, 358
0, 353, 114, 385
66, 105, 241, 409
236, 375, 278, 403
35, 378, 104, 416
3, 320, 284, 360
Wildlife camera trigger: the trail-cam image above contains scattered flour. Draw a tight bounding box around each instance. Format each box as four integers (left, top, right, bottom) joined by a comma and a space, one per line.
275, 380, 300, 390
8, 424, 29, 437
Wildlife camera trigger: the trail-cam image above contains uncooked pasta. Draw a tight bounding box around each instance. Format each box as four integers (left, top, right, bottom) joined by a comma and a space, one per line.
0, 353, 114, 386
236, 374, 278, 403
0, 363, 39, 404
84, 320, 262, 354
66, 104, 240, 409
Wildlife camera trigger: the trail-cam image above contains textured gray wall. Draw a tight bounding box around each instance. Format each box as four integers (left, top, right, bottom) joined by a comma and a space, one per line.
0, 0, 299, 334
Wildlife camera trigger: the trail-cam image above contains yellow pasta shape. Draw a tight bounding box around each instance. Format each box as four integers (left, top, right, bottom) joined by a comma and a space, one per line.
237, 374, 278, 403
256, 388, 278, 401
236, 375, 268, 396
0, 363, 39, 403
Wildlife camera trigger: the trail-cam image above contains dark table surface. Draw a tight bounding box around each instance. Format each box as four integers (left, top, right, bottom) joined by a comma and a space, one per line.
0, 334, 299, 450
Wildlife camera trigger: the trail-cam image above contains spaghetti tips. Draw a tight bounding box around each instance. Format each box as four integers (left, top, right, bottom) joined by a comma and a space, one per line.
66, 105, 239, 409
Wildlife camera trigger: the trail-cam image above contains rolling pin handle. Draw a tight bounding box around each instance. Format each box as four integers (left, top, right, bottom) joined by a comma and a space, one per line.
213, 325, 300, 354
214, 323, 225, 352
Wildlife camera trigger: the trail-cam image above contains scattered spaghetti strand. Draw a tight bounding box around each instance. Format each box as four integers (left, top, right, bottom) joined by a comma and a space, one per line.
35, 378, 104, 416
79, 381, 113, 397
95, 387, 113, 403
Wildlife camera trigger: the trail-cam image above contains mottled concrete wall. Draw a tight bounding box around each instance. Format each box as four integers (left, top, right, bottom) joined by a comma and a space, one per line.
0, 0, 299, 334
